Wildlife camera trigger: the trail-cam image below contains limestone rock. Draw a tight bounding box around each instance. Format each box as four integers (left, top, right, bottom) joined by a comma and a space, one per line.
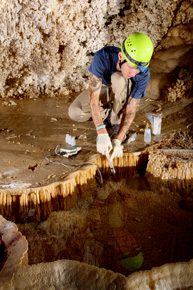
0, 0, 183, 98
147, 19, 193, 100
0, 259, 192, 290
0, 216, 28, 283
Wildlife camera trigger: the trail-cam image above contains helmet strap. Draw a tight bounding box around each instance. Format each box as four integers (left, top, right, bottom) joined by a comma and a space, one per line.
119, 59, 127, 69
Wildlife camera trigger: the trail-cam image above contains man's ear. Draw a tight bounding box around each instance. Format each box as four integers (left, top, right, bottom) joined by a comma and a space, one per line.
118, 52, 124, 61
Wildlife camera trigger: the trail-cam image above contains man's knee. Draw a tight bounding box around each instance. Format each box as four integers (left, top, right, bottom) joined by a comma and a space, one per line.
68, 101, 91, 122
68, 103, 82, 122
68, 106, 81, 122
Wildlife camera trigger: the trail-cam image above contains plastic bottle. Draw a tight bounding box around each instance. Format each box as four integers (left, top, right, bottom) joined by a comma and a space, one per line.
65, 134, 76, 146
144, 123, 151, 143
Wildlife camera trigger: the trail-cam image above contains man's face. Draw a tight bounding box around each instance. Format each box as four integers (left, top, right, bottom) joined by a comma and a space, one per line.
118, 52, 140, 79
121, 61, 140, 79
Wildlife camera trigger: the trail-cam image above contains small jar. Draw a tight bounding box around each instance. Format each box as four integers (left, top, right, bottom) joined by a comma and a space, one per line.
144, 128, 151, 143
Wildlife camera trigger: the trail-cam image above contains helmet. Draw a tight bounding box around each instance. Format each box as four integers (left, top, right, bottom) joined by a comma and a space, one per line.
121, 33, 154, 72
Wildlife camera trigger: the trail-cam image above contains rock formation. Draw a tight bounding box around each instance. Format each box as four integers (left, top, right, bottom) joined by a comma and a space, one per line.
0, 215, 28, 283
0, 152, 147, 222
0, 0, 192, 98
0, 254, 192, 289
0, 0, 193, 289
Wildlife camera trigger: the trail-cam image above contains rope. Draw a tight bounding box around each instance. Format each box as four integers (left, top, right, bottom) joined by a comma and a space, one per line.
45, 145, 103, 185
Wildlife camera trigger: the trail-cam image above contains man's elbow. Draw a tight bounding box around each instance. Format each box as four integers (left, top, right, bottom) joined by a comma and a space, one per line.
125, 104, 136, 115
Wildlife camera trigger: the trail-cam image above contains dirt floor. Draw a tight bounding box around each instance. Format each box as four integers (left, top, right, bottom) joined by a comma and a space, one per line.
0, 94, 192, 190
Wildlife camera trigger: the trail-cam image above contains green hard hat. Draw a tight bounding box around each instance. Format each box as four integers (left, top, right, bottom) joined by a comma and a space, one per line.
121, 33, 154, 68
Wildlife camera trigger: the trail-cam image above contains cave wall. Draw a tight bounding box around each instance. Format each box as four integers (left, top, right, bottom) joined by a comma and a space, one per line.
0, 0, 192, 99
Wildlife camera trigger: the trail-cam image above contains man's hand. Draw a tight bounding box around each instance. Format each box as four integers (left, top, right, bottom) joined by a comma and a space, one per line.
110, 139, 123, 161
96, 134, 112, 156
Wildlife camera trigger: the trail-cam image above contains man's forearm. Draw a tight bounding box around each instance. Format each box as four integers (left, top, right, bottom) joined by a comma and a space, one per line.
88, 74, 107, 134
115, 96, 140, 142
89, 97, 103, 128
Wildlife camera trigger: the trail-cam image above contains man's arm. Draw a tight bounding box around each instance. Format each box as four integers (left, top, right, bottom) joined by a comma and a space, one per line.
88, 74, 107, 135
114, 96, 140, 142
88, 74, 112, 156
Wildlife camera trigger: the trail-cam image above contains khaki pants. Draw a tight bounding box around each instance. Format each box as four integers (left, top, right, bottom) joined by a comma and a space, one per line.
68, 72, 129, 124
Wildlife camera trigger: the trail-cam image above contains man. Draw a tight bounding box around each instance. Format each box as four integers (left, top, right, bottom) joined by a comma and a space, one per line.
68, 33, 154, 161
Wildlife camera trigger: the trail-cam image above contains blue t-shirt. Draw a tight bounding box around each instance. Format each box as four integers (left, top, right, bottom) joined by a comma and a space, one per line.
88, 46, 150, 100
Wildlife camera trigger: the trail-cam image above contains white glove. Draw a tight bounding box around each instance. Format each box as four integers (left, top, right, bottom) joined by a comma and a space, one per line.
96, 134, 112, 156
110, 139, 123, 161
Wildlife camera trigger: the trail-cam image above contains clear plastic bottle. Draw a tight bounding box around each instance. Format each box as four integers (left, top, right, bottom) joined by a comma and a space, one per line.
144, 124, 151, 143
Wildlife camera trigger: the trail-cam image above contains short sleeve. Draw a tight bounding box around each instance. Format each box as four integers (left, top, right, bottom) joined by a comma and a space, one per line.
88, 52, 106, 79
130, 70, 150, 99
